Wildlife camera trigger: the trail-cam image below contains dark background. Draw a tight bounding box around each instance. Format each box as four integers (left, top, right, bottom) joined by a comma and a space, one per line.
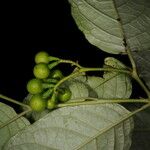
0, 1, 144, 103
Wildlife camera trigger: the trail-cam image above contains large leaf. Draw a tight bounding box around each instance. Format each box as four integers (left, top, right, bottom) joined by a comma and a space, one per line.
69, 0, 150, 89
4, 104, 134, 150
69, 0, 150, 54
0, 102, 30, 149
69, 0, 125, 54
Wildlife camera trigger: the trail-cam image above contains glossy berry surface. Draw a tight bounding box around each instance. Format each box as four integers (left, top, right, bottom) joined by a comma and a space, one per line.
27, 79, 43, 94
33, 63, 50, 79
50, 70, 63, 80
58, 88, 72, 102
29, 94, 46, 112
35, 51, 49, 64
47, 100, 56, 109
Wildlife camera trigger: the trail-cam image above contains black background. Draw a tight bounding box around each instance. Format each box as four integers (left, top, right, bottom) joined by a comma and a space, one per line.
0, 1, 144, 103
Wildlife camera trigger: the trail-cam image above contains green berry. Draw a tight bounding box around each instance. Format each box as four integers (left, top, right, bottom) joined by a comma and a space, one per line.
33, 63, 50, 79
47, 100, 56, 109
27, 79, 43, 94
58, 88, 72, 102
35, 51, 49, 64
50, 70, 63, 80
29, 94, 46, 112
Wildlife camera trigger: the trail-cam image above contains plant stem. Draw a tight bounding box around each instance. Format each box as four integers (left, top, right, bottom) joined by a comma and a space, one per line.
0, 109, 32, 129
57, 98, 149, 108
53, 71, 80, 93
126, 48, 137, 72
0, 94, 31, 109
132, 74, 150, 98
53, 67, 131, 95
126, 48, 150, 98
48, 56, 60, 61
60, 59, 82, 68
80, 67, 131, 75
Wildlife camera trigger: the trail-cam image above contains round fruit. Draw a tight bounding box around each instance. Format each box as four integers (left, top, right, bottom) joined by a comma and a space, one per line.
33, 63, 50, 79
47, 100, 56, 109
35, 51, 49, 64
58, 88, 72, 102
50, 70, 63, 80
29, 94, 46, 112
27, 79, 43, 94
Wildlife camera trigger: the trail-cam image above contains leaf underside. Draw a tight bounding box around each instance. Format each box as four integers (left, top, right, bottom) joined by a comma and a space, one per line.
69, 0, 125, 54
69, 0, 150, 89
4, 104, 134, 150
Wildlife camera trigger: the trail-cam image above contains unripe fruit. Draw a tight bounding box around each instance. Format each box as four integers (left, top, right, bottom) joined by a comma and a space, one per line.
29, 94, 46, 112
27, 79, 43, 94
33, 63, 50, 79
58, 88, 72, 102
47, 100, 56, 109
50, 70, 63, 80
35, 51, 49, 64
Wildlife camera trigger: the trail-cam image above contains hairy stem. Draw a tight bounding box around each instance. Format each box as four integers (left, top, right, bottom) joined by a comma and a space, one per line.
126, 48, 137, 72
53, 67, 131, 95
0, 94, 31, 109
60, 59, 82, 68
132, 74, 150, 98
80, 67, 131, 75
126, 49, 150, 97
57, 98, 149, 108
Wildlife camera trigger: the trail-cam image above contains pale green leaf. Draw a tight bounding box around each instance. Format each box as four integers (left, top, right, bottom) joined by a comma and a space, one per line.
69, 0, 150, 55
69, 0, 125, 54
69, 0, 150, 89
0, 102, 30, 149
4, 104, 134, 150
67, 57, 132, 99
65, 79, 89, 99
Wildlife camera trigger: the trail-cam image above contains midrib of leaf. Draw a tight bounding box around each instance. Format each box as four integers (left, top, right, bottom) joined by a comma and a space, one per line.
74, 103, 150, 149
112, 0, 150, 94
93, 73, 119, 90
111, 0, 127, 41
82, 0, 118, 22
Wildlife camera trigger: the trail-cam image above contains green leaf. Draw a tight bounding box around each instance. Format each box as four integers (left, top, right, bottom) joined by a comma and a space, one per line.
69, 0, 150, 89
4, 104, 134, 150
67, 57, 132, 100
0, 102, 30, 149
69, 0, 125, 54
65, 79, 89, 99
69, 0, 150, 54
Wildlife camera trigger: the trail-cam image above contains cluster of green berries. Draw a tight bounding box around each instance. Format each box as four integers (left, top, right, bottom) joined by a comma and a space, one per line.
26, 51, 72, 112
